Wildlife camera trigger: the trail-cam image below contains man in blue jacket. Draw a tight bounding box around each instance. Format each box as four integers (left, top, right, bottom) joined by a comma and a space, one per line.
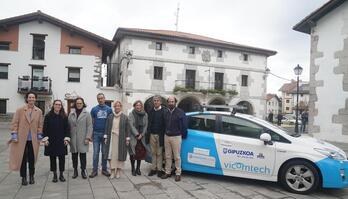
161, 96, 187, 182
89, 93, 112, 178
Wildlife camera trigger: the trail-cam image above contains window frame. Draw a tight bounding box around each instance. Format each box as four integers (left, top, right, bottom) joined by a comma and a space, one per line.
68, 46, 82, 54
243, 53, 249, 61
67, 67, 81, 82
155, 42, 162, 51
188, 114, 218, 133
154, 66, 163, 80
217, 50, 223, 58
32, 34, 46, 60
0, 63, 9, 79
189, 46, 195, 54
0, 41, 10, 50
241, 75, 248, 87
0, 99, 7, 114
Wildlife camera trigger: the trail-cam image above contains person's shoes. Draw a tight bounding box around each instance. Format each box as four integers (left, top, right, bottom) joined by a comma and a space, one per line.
148, 170, 157, 176
29, 175, 35, 184
59, 172, 66, 182
131, 169, 136, 176
116, 170, 120, 179
21, 177, 28, 186
175, 175, 181, 182
72, 169, 78, 179
161, 173, 171, 179
102, 170, 111, 177
135, 168, 141, 176
157, 170, 163, 178
81, 170, 87, 179
52, 172, 58, 183
109, 172, 115, 179
89, 170, 98, 178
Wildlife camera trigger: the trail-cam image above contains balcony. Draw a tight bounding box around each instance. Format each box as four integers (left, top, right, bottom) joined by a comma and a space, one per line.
174, 80, 238, 96
18, 76, 52, 95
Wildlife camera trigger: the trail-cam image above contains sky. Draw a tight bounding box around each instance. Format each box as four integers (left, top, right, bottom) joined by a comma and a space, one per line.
1, 0, 329, 94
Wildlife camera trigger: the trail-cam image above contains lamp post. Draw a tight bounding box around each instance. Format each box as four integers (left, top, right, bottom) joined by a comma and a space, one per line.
293, 64, 303, 133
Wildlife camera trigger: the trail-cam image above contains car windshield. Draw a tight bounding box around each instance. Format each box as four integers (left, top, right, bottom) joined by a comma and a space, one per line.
246, 115, 301, 137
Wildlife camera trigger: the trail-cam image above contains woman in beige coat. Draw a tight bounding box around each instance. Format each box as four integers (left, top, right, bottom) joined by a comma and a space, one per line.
9, 91, 43, 186
68, 97, 92, 179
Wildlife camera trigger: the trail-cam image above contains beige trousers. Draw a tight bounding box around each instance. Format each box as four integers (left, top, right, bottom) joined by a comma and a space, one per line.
164, 135, 182, 175
150, 134, 163, 171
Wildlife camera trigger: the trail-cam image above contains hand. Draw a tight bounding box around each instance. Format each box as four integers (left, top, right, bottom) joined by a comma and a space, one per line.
64, 140, 69, 146
84, 139, 90, 145
137, 134, 142, 140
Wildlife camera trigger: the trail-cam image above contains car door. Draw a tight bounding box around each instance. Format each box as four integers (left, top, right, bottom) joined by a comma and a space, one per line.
214, 115, 276, 180
181, 114, 224, 175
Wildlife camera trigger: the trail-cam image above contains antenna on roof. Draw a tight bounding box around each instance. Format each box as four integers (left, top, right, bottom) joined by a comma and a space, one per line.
174, 2, 180, 31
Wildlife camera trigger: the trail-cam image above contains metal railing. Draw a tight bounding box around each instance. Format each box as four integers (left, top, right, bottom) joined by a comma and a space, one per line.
175, 80, 236, 91
18, 76, 52, 95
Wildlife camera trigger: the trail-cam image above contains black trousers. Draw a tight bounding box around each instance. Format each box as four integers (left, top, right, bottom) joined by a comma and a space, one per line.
20, 141, 35, 177
50, 155, 65, 172
71, 153, 86, 170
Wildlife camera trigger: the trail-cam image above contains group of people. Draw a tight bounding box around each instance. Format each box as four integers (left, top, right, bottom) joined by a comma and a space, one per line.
268, 110, 309, 133
9, 92, 187, 186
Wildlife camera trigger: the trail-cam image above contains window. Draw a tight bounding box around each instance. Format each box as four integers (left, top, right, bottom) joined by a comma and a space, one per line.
32, 35, 45, 60
221, 115, 263, 139
300, 94, 303, 97
0, 41, 10, 50
217, 50, 223, 58
35, 100, 45, 114
185, 69, 196, 89
286, 107, 289, 111
155, 42, 162, 51
243, 53, 249, 61
0, 99, 6, 114
241, 75, 248, 87
188, 114, 216, 132
154, 66, 163, 80
214, 72, 224, 90
105, 100, 113, 107
286, 99, 290, 103
0, 64, 9, 79
69, 47, 81, 54
268, 102, 271, 105
189, 46, 195, 54
68, 68, 81, 82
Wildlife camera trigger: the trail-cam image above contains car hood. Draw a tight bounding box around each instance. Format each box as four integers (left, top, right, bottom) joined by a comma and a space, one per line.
295, 135, 347, 159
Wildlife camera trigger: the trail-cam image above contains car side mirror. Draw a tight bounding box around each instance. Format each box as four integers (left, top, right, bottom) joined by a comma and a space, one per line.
260, 133, 273, 145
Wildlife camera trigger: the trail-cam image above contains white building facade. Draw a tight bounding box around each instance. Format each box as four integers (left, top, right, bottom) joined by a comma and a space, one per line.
266, 94, 281, 116
109, 28, 276, 117
0, 11, 118, 116
294, 0, 348, 142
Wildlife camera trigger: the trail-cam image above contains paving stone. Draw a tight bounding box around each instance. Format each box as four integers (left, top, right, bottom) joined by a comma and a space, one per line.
117, 190, 145, 199
216, 192, 246, 199
190, 189, 220, 199
201, 183, 230, 194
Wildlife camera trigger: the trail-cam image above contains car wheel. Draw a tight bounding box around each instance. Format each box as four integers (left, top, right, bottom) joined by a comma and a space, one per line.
280, 160, 320, 194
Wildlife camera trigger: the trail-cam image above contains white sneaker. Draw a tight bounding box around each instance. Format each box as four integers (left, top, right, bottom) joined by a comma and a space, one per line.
109, 172, 115, 179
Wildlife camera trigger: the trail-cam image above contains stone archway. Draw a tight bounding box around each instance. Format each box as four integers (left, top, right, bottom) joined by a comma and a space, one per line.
178, 96, 201, 113
208, 97, 228, 111
236, 101, 254, 115
144, 96, 167, 113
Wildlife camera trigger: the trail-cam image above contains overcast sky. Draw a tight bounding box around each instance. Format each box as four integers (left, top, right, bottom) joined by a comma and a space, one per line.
1, 0, 328, 94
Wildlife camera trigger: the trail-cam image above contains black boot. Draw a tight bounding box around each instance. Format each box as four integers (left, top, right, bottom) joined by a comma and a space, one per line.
81, 170, 87, 179
131, 159, 136, 176
52, 172, 58, 183
21, 177, 28, 186
29, 175, 35, 184
72, 168, 78, 179
59, 172, 66, 182
136, 160, 141, 175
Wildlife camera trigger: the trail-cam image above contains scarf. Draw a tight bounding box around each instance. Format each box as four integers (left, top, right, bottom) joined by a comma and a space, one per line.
113, 111, 122, 118
132, 109, 145, 133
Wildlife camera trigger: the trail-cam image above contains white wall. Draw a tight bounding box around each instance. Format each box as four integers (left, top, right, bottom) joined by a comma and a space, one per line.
311, 1, 348, 142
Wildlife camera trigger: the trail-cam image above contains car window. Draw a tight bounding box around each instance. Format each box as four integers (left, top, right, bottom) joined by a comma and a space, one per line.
221, 115, 263, 139
267, 130, 291, 143
188, 114, 216, 132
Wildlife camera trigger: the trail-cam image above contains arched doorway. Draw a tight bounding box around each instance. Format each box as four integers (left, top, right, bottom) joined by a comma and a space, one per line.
178, 96, 201, 113
144, 96, 167, 113
208, 98, 228, 111
236, 101, 254, 115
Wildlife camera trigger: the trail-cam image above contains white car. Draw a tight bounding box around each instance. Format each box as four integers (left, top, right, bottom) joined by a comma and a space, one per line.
181, 111, 348, 194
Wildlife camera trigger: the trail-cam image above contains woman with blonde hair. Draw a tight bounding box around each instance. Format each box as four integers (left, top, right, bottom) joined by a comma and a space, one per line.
103, 101, 130, 179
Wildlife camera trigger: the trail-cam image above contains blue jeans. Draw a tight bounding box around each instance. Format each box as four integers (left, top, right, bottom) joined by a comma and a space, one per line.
92, 132, 107, 172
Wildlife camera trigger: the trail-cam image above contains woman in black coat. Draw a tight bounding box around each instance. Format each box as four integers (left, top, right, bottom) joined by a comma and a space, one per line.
42, 100, 70, 182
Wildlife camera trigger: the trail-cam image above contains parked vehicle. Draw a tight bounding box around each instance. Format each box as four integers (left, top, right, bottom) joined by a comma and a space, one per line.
282, 115, 302, 125
181, 110, 348, 194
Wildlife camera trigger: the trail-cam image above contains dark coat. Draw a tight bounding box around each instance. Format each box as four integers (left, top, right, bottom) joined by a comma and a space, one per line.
146, 107, 167, 146
43, 112, 70, 156
102, 113, 129, 161
128, 111, 148, 156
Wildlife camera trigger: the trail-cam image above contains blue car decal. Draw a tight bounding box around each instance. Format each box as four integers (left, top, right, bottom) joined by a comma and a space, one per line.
315, 158, 348, 188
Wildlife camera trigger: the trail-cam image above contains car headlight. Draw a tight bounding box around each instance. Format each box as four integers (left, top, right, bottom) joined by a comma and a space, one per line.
314, 148, 346, 160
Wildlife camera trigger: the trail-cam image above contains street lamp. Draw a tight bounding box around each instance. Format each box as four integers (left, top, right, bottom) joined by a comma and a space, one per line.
293, 64, 303, 133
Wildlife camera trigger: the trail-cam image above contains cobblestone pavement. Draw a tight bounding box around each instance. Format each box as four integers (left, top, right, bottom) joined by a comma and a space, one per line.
0, 124, 348, 199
